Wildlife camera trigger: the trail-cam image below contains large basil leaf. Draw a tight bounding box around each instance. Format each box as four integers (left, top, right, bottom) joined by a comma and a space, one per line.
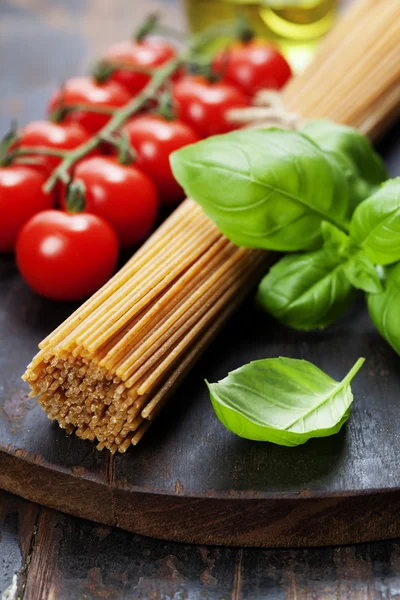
368, 263, 400, 355
256, 248, 355, 330
170, 129, 351, 251
349, 178, 400, 265
302, 120, 388, 214
207, 357, 365, 446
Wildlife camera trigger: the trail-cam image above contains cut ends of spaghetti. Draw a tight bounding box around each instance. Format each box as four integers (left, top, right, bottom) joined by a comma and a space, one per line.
22, 199, 269, 453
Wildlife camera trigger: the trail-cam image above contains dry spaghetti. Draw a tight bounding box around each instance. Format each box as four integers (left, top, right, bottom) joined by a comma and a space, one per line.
23, 199, 270, 453
23, 0, 400, 452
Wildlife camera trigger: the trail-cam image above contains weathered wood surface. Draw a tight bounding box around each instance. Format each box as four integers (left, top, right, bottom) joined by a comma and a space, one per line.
1, 0, 400, 555
1, 489, 400, 600
1, 0, 400, 596
2, 230, 400, 546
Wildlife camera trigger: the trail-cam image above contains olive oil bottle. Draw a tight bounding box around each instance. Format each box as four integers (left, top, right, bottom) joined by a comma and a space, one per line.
183, 0, 338, 72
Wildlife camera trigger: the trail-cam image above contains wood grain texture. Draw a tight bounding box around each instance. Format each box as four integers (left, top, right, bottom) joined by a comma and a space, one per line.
1, 0, 400, 549
0, 491, 40, 599
2, 247, 400, 546
1, 489, 400, 599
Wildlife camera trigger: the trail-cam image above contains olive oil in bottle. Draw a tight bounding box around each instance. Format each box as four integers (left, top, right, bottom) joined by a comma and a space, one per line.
183, 0, 338, 72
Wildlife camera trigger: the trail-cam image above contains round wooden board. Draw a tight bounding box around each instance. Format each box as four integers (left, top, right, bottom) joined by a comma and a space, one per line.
1, 118, 400, 545
0, 0, 399, 546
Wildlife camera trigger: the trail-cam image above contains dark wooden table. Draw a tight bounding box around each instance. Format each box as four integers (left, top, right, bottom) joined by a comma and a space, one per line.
1, 1, 400, 598
1, 488, 400, 599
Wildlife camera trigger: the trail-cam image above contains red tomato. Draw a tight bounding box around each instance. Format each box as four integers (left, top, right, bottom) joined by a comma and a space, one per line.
123, 115, 200, 205
0, 165, 53, 253
213, 41, 292, 96
47, 77, 131, 134
16, 210, 118, 301
62, 156, 159, 249
172, 75, 250, 138
17, 120, 91, 173
104, 38, 177, 96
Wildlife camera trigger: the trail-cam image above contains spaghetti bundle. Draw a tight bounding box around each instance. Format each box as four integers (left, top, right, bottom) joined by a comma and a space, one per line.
23, 0, 400, 452
23, 200, 269, 452
282, 0, 400, 140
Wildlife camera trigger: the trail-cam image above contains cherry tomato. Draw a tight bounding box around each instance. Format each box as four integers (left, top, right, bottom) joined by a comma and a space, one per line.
0, 165, 53, 253
17, 120, 92, 173
104, 38, 177, 96
172, 75, 250, 138
124, 115, 200, 205
47, 77, 131, 134
62, 156, 159, 249
16, 210, 118, 301
213, 41, 292, 96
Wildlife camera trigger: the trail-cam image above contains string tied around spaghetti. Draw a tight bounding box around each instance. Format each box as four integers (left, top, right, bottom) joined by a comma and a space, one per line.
228, 90, 303, 130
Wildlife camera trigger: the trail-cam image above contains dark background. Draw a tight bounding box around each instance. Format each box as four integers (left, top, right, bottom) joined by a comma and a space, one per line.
1, 1, 399, 598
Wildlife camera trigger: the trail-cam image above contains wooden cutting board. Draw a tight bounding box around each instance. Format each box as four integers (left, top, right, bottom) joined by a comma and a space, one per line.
1, 123, 399, 548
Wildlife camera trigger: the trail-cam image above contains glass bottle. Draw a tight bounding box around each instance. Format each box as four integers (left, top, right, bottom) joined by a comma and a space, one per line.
183, 0, 339, 72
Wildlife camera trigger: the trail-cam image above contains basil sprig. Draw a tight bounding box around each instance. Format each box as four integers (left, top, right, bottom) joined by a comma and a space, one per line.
257, 178, 400, 332
207, 357, 365, 446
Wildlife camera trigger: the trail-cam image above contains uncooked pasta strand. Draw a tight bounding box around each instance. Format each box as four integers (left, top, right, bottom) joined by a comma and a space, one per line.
39, 199, 202, 349
79, 221, 219, 351
101, 237, 233, 369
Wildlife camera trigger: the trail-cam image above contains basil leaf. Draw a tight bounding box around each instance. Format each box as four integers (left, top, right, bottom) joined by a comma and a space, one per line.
368, 263, 400, 355
207, 357, 365, 446
349, 178, 400, 265
256, 248, 355, 331
302, 120, 388, 213
321, 221, 353, 259
320, 222, 383, 293
342, 253, 383, 294
170, 129, 350, 251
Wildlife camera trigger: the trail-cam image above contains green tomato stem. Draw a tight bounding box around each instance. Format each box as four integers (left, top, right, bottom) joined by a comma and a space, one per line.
157, 90, 176, 121
155, 25, 188, 41
98, 60, 156, 75
134, 12, 160, 42
43, 23, 235, 194
11, 146, 68, 158
234, 11, 254, 43
0, 121, 19, 166
117, 132, 136, 166
92, 60, 156, 84
67, 103, 117, 115
66, 179, 86, 213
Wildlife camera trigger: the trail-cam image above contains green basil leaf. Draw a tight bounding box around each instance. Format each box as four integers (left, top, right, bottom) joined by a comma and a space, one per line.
319, 222, 382, 293
342, 253, 383, 294
256, 248, 355, 331
170, 129, 350, 251
302, 120, 388, 213
368, 263, 400, 355
207, 357, 365, 446
321, 221, 353, 259
349, 178, 400, 265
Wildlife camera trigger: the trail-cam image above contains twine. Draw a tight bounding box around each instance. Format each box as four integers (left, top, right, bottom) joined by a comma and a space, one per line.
227, 90, 303, 130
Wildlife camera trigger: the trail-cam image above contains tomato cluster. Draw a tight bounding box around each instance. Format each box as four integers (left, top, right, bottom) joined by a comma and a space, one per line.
0, 24, 291, 300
